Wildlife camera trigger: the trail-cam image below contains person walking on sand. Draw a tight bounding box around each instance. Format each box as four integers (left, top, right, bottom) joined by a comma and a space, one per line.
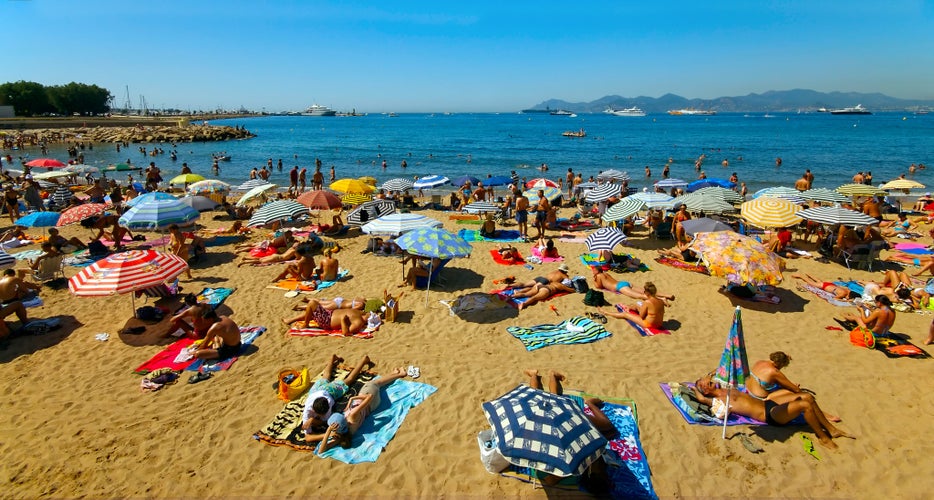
514, 188, 530, 239
289, 166, 299, 195
534, 189, 549, 239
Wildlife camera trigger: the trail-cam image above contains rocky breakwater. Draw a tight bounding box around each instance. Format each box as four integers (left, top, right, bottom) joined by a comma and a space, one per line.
7, 123, 255, 145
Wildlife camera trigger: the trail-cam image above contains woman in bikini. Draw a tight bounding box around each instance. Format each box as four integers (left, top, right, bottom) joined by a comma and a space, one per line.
4, 186, 20, 224
591, 266, 674, 304
673, 204, 691, 244
844, 295, 896, 337
792, 274, 854, 301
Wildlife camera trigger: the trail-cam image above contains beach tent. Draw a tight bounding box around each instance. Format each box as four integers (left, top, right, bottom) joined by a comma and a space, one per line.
712, 306, 750, 438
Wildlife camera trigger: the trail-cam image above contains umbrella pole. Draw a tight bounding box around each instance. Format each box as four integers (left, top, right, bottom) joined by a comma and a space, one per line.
425, 261, 433, 307
131, 291, 137, 318
722, 334, 735, 439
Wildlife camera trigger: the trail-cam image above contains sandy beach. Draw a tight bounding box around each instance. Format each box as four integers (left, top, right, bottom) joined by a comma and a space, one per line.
1, 203, 932, 499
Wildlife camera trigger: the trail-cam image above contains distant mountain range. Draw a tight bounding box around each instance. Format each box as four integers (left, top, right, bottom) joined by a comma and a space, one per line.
524, 89, 934, 114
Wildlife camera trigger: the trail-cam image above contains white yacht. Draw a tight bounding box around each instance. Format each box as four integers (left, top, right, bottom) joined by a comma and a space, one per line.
302, 104, 337, 116
605, 106, 646, 117
830, 104, 871, 115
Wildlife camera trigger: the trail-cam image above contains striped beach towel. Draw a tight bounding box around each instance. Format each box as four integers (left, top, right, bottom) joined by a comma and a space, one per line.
506, 315, 611, 351
653, 256, 708, 274
288, 321, 376, 339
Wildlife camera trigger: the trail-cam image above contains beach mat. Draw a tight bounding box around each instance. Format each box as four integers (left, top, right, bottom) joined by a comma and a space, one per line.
580, 253, 649, 272
195, 287, 236, 307
614, 304, 671, 336
204, 235, 244, 247
653, 256, 708, 274
529, 245, 564, 263
506, 315, 611, 351
287, 321, 376, 339
267, 269, 350, 294
184, 325, 266, 373
133, 337, 198, 374
796, 283, 855, 307
457, 228, 525, 243
660, 382, 765, 426
555, 219, 599, 232
489, 248, 525, 265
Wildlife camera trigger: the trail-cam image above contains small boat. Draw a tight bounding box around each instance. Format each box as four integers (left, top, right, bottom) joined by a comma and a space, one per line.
605, 106, 646, 117
830, 104, 871, 115
562, 128, 586, 138
550, 109, 574, 116
668, 108, 716, 116
213, 154, 231, 161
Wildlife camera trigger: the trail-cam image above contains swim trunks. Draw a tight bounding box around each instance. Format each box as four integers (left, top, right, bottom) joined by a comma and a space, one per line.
764, 400, 783, 426
535, 210, 546, 223
216, 342, 242, 360
311, 305, 333, 328
515, 209, 528, 223
615, 281, 631, 292
310, 378, 349, 401
533, 276, 549, 286
357, 380, 382, 409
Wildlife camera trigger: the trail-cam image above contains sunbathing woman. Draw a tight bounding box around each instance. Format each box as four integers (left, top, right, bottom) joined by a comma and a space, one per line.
495, 244, 520, 263
656, 241, 698, 262
843, 295, 896, 337
513, 279, 576, 311
536, 237, 560, 259
880, 269, 931, 309
792, 274, 854, 301
597, 282, 665, 328
282, 298, 368, 335
293, 296, 367, 312
591, 266, 674, 304
237, 241, 301, 267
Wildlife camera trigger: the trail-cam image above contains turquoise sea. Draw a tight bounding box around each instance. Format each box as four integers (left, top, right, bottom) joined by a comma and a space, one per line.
24, 112, 934, 194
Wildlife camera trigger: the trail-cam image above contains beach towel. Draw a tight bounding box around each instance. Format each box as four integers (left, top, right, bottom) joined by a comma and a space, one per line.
555, 219, 599, 232
204, 235, 243, 247
62, 250, 107, 268
615, 304, 671, 336
892, 247, 934, 255
491, 287, 570, 308
653, 257, 708, 274
267, 269, 350, 294
489, 248, 525, 265
183, 325, 266, 373
557, 233, 588, 244
872, 335, 930, 359
449, 214, 480, 221
506, 316, 611, 351
797, 283, 855, 307
457, 229, 525, 243
529, 245, 564, 263
11, 249, 44, 262
580, 253, 650, 272
133, 337, 198, 374
195, 287, 235, 307
455, 218, 483, 225
288, 321, 376, 339
833, 281, 865, 297
660, 382, 806, 427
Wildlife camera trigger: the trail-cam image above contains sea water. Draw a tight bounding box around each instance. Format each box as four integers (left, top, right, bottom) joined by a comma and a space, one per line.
19, 112, 934, 194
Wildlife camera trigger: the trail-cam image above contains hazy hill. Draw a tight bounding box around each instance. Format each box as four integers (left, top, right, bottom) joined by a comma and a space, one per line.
526, 89, 934, 113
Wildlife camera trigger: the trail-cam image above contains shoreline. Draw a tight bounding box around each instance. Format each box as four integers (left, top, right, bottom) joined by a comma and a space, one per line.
0, 114, 261, 131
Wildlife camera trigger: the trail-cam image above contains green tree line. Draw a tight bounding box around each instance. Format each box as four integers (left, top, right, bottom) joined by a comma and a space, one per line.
0, 81, 112, 116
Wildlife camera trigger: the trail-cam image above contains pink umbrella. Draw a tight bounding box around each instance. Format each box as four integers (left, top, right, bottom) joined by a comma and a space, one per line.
68, 250, 189, 316
525, 178, 560, 189
25, 158, 67, 168
56, 203, 108, 226
296, 190, 342, 210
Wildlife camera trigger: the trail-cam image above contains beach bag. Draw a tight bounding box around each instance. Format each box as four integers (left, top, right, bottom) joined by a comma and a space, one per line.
583, 289, 609, 307
136, 306, 164, 321
140, 368, 179, 392
570, 276, 590, 293
849, 327, 876, 349
477, 429, 509, 473
277, 367, 311, 401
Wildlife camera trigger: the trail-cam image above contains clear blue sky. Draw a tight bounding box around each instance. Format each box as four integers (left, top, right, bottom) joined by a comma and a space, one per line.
7, 0, 933, 112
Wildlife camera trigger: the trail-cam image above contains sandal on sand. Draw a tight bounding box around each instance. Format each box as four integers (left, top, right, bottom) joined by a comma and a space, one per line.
406, 365, 420, 379
188, 371, 213, 384
586, 312, 608, 324
738, 433, 763, 454
801, 434, 821, 460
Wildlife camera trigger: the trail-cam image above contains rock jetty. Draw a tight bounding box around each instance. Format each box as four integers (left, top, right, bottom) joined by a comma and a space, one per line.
2, 123, 255, 146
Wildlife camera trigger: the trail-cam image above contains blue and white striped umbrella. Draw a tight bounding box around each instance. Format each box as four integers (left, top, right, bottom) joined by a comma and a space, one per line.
797, 206, 878, 226
0, 250, 16, 270
463, 202, 500, 214
125, 191, 177, 208
235, 179, 273, 191
347, 200, 397, 226
247, 200, 309, 228
362, 213, 442, 236
50, 185, 74, 208
413, 175, 450, 190
694, 186, 744, 204
672, 193, 737, 214
118, 198, 200, 231
596, 169, 631, 183
381, 178, 415, 192
687, 178, 736, 192
585, 183, 623, 203
14, 211, 61, 228
602, 197, 645, 223
655, 178, 689, 189
482, 384, 607, 477
752, 186, 800, 200
630, 191, 675, 208
180, 195, 220, 212
585, 227, 628, 252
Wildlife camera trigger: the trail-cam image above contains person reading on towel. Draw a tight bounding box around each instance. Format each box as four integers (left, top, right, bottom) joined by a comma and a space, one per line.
282, 298, 368, 335
191, 309, 241, 361
692, 373, 853, 450
302, 354, 373, 440
591, 267, 674, 305
315, 367, 409, 453
597, 282, 665, 329
843, 295, 896, 337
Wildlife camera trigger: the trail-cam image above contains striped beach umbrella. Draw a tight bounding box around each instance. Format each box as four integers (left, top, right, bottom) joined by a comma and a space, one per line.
836, 183, 885, 197
25, 158, 66, 168
602, 197, 645, 223
630, 191, 674, 208
296, 190, 343, 210
50, 185, 74, 207
381, 178, 415, 192
767, 193, 807, 205
32, 170, 74, 181
14, 211, 61, 228
585, 227, 628, 252
525, 178, 560, 189
236, 183, 277, 207
801, 188, 849, 204
740, 197, 803, 228
482, 384, 607, 477
119, 199, 200, 231
672, 194, 736, 214
235, 179, 271, 191
413, 175, 450, 190
695, 186, 744, 204
187, 179, 231, 196
247, 200, 309, 228
713, 306, 751, 438
797, 206, 878, 226
180, 195, 220, 212
596, 169, 631, 183
881, 179, 925, 190
347, 200, 396, 226
463, 201, 500, 214
0, 250, 15, 270
523, 187, 562, 204
655, 178, 688, 189
125, 191, 177, 209
586, 183, 623, 203
752, 186, 799, 199
362, 213, 442, 236
330, 178, 376, 194
63, 164, 99, 175
57, 203, 108, 226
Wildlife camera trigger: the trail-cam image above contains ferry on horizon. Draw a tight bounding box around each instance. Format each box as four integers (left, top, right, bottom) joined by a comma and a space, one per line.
605, 106, 646, 117
830, 104, 872, 115
667, 108, 716, 116
302, 104, 337, 116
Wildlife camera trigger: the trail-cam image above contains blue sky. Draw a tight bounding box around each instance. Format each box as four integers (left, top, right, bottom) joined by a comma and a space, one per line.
6, 0, 934, 112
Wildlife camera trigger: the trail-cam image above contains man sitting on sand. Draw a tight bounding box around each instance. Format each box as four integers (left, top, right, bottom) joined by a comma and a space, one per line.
191, 309, 241, 361
166, 294, 213, 338
302, 354, 374, 439
272, 245, 316, 282
0, 268, 40, 307
590, 267, 675, 305
597, 282, 665, 328
692, 373, 853, 450
282, 298, 368, 335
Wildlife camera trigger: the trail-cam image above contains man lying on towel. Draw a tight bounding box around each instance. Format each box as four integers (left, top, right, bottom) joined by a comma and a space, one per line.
692, 373, 854, 450
302, 354, 373, 441
282, 298, 368, 335
597, 282, 666, 329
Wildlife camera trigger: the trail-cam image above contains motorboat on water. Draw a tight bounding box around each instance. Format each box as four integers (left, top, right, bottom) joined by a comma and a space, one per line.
667, 108, 716, 116
605, 106, 646, 117
302, 104, 337, 116
562, 128, 586, 138
550, 109, 574, 116
213, 153, 231, 161
830, 104, 871, 115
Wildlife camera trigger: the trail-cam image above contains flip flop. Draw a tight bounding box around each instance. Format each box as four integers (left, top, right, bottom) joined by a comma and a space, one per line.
284, 290, 300, 298
738, 433, 763, 454
801, 434, 821, 460
188, 371, 213, 384
406, 365, 420, 379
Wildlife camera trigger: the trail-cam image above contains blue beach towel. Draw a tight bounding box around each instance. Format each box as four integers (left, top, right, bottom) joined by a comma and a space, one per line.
833, 281, 865, 297
506, 316, 611, 351
457, 228, 525, 243
196, 287, 235, 307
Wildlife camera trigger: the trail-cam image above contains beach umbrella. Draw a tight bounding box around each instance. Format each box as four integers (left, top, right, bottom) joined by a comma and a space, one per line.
484, 176, 513, 187
358, 176, 377, 186
713, 306, 751, 439
362, 213, 442, 236
296, 190, 343, 210
523, 187, 562, 204
235, 179, 272, 191
690, 232, 784, 286
169, 174, 206, 185
766, 193, 806, 205
881, 179, 925, 190
680, 217, 735, 236
0, 250, 15, 270
68, 249, 188, 317
236, 183, 277, 207
56, 203, 108, 226
14, 211, 61, 228
602, 197, 645, 223
576, 181, 598, 190
752, 186, 800, 199
836, 183, 885, 197
482, 384, 607, 477
63, 164, 98, 174
672, 194, 736, 214
452, 176, 481, 187
395, 226, 472, 305
797, 206, 878, 226
694, 186, 743, 204
50, 185, 74, 207
381, 178, 415, 192
687, 178, 736, 192
125, 191, 177, 209
119, 198, 200, 231
341, 193, 372, 206
525, 178, 560, 189
31, 170, 74, 181
25, 158, 66, 168
347, 200, 397, 226
180, 195, 220, 212
740, 197, 803, 228
585, 183, 623, 203
596, 169, 631, 183
585, 227, 628, 252
187, 179, 231, 195
630, 191, 674, 208
800, 188, 849, 204
462, 201, 500, 214
104, 163, 138, 172
413, 175, 450, 190
655, 178, 688, 189
330, 178, 376, 194
247, 200, 309, 228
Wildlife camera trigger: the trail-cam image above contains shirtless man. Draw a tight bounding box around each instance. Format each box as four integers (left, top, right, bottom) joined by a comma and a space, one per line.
794, 174, 810, 192
514, 188, 530, 239
597, 282, 665, 328
0, 269, 32, 331
272, 245, 316, 282
316, 248, 340, 282
505, 264, 571, 291
591, 268, 674, 304
166, 294, 212, 338
534, 190, 550, 239
862, 197, 883, 221
283, 298, 369, 335
93, 214, 134, 251
192, 309, 241, 360
692, 373, 853, 450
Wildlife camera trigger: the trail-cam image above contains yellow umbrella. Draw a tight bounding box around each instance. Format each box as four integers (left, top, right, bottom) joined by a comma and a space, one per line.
169, 173, 206, 185
740, 197, 802, 228
331, 178, 376, 194
358, 176, 377, 186
341, 193, 372, 206
880, 179, 925, 190
835, 183, 885, 197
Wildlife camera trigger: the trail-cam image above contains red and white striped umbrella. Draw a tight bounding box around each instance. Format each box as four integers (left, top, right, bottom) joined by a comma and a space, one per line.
525, 178, 560, 189
69, 250, 188, 297
56, 203, 108, 226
